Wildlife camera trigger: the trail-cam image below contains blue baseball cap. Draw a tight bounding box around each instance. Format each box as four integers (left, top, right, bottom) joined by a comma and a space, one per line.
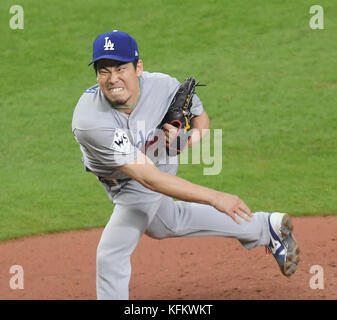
88, 30, 139, 66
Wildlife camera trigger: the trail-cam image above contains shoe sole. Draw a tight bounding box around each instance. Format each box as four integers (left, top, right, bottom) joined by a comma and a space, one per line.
279, 214, 300, 277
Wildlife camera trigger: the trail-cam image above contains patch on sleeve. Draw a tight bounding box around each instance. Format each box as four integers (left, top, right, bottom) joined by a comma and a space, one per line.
85, 85, 99, 93
111, 129, 131, 153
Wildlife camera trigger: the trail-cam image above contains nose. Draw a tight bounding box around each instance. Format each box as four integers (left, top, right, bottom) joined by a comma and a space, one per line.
108, 70, 120, 84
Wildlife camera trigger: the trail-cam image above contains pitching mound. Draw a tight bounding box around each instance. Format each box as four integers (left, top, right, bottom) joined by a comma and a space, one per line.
0, 216, 336, 300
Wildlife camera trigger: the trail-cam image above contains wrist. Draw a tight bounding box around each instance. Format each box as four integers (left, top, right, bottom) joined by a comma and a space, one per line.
207, 189, 220, 207
187, 128, 201, 147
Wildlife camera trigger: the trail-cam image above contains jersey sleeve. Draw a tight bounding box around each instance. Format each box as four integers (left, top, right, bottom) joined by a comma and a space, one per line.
190, 93, 204, 117
73, 127, 141, 171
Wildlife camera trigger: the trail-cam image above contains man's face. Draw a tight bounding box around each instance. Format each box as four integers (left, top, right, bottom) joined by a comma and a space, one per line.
96, 59, 143, 107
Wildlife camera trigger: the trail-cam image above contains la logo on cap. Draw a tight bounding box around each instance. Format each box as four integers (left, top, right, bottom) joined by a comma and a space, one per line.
104, 37, 114, 51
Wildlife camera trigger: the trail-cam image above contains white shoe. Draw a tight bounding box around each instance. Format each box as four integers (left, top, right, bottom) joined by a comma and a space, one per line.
268, 213, 300, 277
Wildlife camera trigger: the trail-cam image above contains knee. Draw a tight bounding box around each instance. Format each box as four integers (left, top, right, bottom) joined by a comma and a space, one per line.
144, 228, 166, 240
145, 221, 176, 240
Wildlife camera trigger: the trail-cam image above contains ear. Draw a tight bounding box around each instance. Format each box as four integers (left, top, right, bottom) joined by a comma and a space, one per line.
136, 59, 143, 77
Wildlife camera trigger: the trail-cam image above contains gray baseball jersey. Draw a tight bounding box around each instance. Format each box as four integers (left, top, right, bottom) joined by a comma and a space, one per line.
72, 71, 203, 202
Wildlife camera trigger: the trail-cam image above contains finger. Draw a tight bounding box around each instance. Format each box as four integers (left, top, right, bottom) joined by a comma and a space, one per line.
163, 123, 177, 131
162, 123, 171, 130
164, 130, 170, 139
169, 129, 178, 139
234, 208, 251, 222
163, 126, 177, 135
167, 126, 179, 136
238, 201, 252, 216
169, 133, 179, 145
164, 128, 174, 138
228, 211, 241, 224
165, 131, 177, 144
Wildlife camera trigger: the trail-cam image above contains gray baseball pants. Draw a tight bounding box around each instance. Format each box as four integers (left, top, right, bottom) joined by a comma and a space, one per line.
96, 189, 271, 300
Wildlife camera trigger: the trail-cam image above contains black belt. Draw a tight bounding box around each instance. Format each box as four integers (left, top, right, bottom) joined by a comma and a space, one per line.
85, 166, 129, 187
98, 176, 128, 187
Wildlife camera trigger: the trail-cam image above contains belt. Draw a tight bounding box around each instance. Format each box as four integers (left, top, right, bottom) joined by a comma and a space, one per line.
98, 176, 128, 187
85, 166, 129, 187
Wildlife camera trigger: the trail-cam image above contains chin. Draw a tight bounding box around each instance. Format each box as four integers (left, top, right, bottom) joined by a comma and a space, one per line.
110, 98, 128, 107
104, 93, 127, 106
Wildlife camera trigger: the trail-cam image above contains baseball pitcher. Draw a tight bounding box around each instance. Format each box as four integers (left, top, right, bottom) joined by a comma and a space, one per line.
72, 31, 300, 300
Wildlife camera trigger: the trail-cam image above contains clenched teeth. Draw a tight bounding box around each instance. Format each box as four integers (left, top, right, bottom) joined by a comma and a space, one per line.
110, 88, 124, 93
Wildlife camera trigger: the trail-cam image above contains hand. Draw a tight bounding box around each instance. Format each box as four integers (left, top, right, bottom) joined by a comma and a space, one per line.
212, 191, 252, 224
162, 123, 179, 146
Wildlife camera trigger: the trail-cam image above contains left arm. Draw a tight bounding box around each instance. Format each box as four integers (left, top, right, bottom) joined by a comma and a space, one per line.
187, 111, 210, 147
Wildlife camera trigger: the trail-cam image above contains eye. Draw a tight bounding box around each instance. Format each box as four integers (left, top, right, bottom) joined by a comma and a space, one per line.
99, 69, 108, 75
117, 66, 126, 72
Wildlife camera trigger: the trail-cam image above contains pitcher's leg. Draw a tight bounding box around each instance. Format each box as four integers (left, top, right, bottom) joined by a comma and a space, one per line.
97, 199, 162, 300
146, 197, 270, 250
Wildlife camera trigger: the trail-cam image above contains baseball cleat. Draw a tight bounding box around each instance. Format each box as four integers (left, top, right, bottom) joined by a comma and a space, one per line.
268, 212, 300, 277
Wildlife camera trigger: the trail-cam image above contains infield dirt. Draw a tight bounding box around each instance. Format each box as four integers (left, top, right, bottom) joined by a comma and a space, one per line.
0, 216, 336, 300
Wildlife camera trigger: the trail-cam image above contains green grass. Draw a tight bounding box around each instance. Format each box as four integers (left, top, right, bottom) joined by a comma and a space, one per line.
1, 0, 336, 241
